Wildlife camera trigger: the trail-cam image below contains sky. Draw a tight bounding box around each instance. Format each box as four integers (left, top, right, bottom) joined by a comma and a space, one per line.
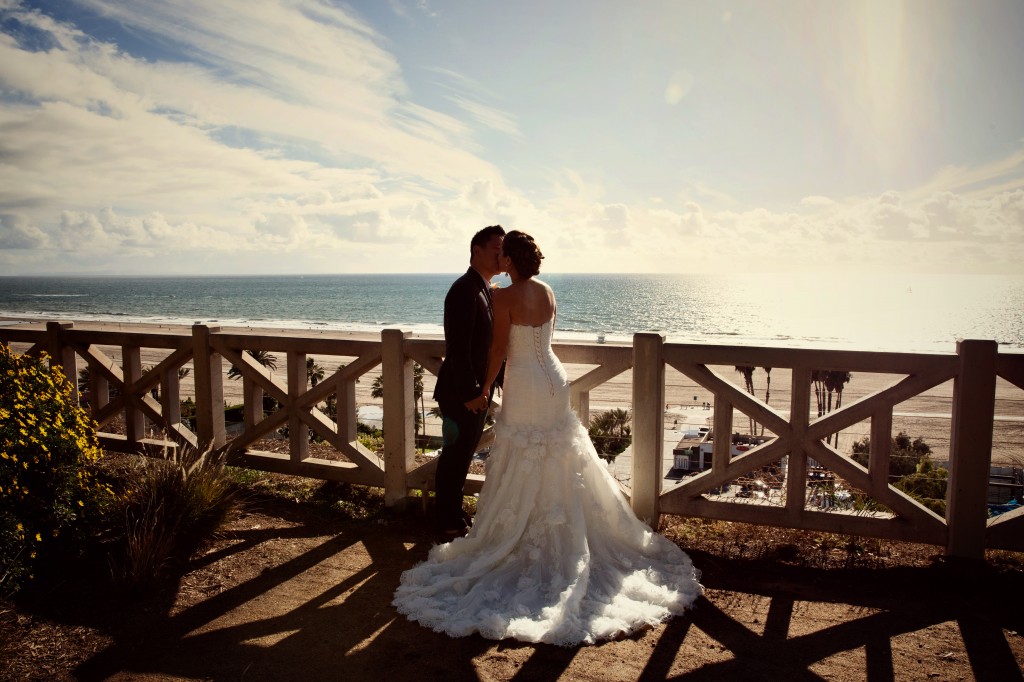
0, 0, 1022, 276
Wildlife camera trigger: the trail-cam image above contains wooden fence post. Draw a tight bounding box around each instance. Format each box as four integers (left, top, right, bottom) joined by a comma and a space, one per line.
337, 373, 358, 443
382, 329, 414, 508
787, 367, 812, 522
123, 344, 144, 446
161, 365, 181, 428
192, 325, 225, 450
242, 376, 263, 430
287, 350, 309, 461
46, 321, 78, 403
632, 333, 664, 525
946, 339, 998, 559
571, 390, 591, 426
712, 397, 734, 477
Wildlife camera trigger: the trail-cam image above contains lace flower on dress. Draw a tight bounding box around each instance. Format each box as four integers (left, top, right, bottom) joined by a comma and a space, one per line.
517, 576, 538, 590
498, 506, 516, 527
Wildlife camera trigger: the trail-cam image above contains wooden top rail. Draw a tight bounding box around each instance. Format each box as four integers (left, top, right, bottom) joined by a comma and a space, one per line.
663, 342, 961, 374
213, 332, 384, 356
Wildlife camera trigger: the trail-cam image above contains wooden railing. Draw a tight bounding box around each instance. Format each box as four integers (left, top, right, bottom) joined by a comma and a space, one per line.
2, 322, 1020, 559
631, 334, 1023, 560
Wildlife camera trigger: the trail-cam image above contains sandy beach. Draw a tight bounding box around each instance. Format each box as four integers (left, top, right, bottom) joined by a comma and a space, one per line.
2, 317, 1021, 468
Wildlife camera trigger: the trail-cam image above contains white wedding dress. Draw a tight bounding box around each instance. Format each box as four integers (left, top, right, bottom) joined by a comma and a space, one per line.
392, 320, 702, 646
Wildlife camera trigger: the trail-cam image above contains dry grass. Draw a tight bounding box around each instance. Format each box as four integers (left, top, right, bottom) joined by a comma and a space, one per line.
659, 515, 943, 571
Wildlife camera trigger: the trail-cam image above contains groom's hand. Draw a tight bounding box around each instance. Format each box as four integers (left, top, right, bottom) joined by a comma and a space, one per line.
465, 394, 489, 414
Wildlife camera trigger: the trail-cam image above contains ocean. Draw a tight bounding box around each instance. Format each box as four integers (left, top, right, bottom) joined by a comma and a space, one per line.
0, 272, 1022, 353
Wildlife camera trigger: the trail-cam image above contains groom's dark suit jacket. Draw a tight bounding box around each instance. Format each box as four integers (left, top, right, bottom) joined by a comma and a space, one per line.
434, 267, 497, 407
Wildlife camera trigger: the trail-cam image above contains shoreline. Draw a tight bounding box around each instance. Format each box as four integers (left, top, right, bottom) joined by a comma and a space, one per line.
2, 317, 1020, 467
0, 316, 391, 341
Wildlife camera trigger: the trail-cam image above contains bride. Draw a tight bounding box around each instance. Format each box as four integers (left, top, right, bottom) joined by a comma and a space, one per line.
392, 230, 702, 646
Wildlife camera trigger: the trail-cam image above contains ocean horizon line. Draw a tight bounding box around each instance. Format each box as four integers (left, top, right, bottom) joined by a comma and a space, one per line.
2, 272, 1021, 354
3, 272, 1023, 279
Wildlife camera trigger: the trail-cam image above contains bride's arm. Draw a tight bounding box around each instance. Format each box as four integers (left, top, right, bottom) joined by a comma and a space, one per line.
483, 288, 511, 397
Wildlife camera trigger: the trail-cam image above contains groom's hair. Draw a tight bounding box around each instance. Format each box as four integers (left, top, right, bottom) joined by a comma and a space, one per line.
470, 225, 505, 256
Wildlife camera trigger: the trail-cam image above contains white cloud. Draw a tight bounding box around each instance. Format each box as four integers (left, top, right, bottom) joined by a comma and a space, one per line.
54, 207, 239, 255
254, 211, 311, 244
0, 1, 1021, 276
56, 211, 107, 250
922, 190, 1024, 242
910, 148, 1024, 201
588, 203, 632, 247
448, 95, 521, 136
0, 0, 507, 261
0, 213, 48, 248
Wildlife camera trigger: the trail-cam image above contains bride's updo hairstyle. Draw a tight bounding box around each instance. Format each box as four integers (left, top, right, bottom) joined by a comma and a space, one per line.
503, 230, 544, 278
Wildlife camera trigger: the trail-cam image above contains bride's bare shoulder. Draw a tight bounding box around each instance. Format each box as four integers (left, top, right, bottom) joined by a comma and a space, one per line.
534, 279, 556, 302
528, 278, 552, 293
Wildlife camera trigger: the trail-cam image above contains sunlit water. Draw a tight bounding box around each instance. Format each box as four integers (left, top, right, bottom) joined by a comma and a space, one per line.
0, 272, 1021, 353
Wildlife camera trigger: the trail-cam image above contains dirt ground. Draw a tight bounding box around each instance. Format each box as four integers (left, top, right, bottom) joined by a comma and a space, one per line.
2, 493, 1022, 682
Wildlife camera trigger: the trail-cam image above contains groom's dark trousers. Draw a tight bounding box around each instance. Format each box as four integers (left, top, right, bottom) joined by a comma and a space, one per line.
434, 399, 489, 526
433, 267, 496, 529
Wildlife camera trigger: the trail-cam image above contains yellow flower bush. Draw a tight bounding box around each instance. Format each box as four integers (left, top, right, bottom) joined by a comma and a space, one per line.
1, 345, 108, 592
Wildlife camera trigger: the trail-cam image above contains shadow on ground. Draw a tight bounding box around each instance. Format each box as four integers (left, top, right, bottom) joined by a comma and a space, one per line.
7, 498, 1024, 681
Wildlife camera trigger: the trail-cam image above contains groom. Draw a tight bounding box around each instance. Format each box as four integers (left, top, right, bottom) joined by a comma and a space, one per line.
432, 225, 506, 536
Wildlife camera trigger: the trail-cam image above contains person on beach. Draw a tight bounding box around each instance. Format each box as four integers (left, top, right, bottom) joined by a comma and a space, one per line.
394, 230, 702, 646
431, 225, 506, 536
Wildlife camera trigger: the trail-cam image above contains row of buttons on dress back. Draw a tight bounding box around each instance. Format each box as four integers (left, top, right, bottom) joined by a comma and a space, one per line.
532, 326, 555, 396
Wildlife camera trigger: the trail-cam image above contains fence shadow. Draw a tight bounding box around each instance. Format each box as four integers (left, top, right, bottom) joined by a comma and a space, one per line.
7, 501, 1022, 681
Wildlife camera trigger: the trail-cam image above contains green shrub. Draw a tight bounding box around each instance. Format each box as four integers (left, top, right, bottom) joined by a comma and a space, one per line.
348, 421, 384, 452
106, 444, 241, 588
589, 408, 632, 460
852, 433, 946, 515
852, 431, 933, 478
894, 459, 948, 515
0, 346, 109, 593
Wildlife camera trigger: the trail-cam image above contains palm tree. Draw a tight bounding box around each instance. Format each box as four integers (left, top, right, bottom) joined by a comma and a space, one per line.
414, 365, 426, 438
761, 366, 772, 436
227, 350, 278, 380
811, 369, 852, 445
371, 364, 427, 447
735, 365, 756, 435
811, 369, 828, 418
609, 408, 631, 437
588, 408, 632, 459
227, 350, 279, 418
824, 371, 852, 445
824, 371, 851, 411
306, 357, 325, 387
